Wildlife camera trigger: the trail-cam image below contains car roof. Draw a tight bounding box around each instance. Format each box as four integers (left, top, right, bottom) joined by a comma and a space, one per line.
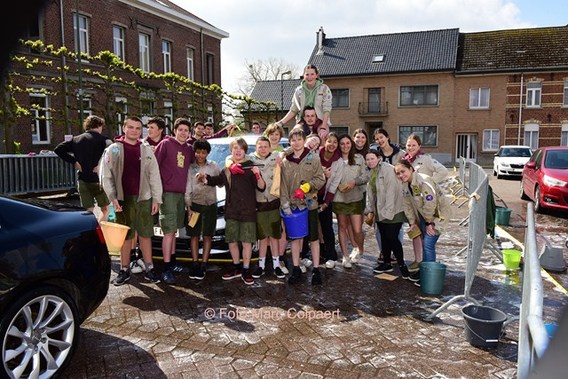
537, 146, 568, 150
207, 134, 288, 145
500, 145, 532, 149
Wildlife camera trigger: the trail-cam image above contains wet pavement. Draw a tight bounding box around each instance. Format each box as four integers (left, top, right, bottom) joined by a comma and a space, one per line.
59, 200, 568, 379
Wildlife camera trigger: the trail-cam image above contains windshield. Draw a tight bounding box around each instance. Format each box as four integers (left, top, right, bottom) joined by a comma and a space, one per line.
208, 143, 231, 168
501, 147, 532, 157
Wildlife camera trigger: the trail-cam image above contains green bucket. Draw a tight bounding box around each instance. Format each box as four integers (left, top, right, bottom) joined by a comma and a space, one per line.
495, 207, 511, 226
419, 262, 447, 295
502, 249, 522, 270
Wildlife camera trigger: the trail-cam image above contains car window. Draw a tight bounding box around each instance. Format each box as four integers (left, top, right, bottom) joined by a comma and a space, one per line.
544, 150, 568, 169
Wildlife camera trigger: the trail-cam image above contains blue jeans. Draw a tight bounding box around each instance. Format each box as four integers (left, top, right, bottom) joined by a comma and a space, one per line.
419, 217, 440, 262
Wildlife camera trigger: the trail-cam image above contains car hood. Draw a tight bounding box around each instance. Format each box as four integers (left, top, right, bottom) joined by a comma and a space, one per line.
498, 157, 530, 164
543, 167, 568, 180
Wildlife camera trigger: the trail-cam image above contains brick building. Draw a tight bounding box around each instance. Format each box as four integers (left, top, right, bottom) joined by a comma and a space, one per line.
2, 0, 228, 153
250, 26, 568, 166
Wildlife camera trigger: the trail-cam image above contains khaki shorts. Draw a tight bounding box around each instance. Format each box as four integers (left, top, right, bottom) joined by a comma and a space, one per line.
333, 200, 364, 215
256, 208, 282, 239
115, 196, 154, 239
225, 219, 256, 243
186, 203, 217, 237
77, 180, 109, 209
159, 192, 185, 234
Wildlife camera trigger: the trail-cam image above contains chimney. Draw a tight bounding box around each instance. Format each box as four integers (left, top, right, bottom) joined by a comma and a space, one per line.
316, 26, 325, 55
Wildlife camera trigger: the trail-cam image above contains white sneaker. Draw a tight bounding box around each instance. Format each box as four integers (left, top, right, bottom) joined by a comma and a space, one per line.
129, 258, 145, 274
325, 260, 336, 269
300, 263, 307, 273
350, 249, 362, 263
279, 261, 289, 275
342, 258, 352, 269
301, 258, 313, 268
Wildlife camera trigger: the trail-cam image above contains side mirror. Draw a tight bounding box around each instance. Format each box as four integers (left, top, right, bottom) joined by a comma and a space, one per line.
525, 161, 537, 169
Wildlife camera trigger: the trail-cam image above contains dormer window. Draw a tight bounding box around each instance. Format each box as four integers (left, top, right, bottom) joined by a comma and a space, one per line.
372, 54, 385, 63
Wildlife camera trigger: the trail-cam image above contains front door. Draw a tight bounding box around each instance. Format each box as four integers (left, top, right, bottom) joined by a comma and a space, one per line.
456, 134, 477, 162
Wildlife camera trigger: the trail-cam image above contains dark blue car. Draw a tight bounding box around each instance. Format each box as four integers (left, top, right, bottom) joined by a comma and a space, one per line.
0, 195, 111, 378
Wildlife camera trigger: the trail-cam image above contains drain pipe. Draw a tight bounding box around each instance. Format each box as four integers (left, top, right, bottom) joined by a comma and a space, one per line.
517, 73, 524, 145
59, 0, 71, 134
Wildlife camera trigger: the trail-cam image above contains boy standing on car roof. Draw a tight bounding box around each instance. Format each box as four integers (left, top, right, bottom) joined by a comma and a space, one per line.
196, 137, 266, 285
99, 116, 162, 286
154, 117, 195, 284
184, 139, 222, 280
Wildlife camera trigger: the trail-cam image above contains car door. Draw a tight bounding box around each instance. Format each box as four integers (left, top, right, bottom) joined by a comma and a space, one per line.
524, 149, 542, 199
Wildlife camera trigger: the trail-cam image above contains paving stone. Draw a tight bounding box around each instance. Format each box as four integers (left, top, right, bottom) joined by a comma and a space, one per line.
59, 202, 568, 379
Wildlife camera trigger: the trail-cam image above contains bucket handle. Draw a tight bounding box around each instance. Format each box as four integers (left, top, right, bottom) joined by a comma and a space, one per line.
464, 322, 503, 344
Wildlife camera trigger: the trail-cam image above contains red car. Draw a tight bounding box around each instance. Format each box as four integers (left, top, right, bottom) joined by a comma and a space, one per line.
520, 146, 568, 213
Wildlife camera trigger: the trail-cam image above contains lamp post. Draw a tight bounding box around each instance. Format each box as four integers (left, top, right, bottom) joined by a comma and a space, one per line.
280, 70, 292, 118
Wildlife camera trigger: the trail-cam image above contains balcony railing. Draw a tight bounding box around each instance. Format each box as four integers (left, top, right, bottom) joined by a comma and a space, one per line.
0, 153, 77, 196
358, 101, 388, 116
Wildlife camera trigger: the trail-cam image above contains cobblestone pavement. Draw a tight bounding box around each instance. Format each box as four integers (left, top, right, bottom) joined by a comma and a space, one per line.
60, 204, 568, 379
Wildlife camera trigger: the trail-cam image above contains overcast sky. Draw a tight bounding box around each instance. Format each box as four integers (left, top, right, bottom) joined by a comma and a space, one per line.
175, 0, 567, 94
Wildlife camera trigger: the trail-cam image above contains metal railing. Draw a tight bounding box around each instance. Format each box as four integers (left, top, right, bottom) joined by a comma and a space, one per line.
517, 204, 549, 379
0, 154, 77, 196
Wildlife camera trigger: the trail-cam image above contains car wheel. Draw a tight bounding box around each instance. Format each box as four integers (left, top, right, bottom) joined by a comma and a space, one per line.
520, 179, 529, 200
493, 169, 497, 176
1, 286, 79, 379
534, 185, 544, 213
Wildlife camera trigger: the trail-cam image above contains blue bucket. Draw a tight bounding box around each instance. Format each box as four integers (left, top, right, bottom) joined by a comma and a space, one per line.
420, 261, 447, 295
281, 208, 309, 239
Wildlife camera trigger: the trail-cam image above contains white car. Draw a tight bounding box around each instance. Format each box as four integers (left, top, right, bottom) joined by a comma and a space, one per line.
493, 145, 532, 179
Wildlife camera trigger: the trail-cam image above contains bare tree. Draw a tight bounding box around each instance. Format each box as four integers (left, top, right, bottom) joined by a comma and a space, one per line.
237, 57, 299, 95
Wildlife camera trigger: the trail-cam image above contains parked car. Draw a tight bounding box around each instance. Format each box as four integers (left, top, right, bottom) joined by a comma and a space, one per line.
151, 134, 288, 257
493, 145, 533, 178
520, 146, 568, 213
0, 195, 111, 378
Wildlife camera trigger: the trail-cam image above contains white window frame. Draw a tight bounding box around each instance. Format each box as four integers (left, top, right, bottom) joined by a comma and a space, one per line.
187, 47, 194, 81
400, 85, 438, 106
140, 91, 155, 119
162, 40, 172, 73
163, 100, 173, 133
524, 123, 540, 149
113, 25, 125, 61
30, 92, 51, 144
561, 124, 568, 146
139, 32, 151, 73
73, 13, 89, 55
78, 96, 92, 121
563, 81, 568, 107
115, 96, 128, 135
482, 129, 499, 151
526, 82, 541, 108
469, 88, 490, 109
